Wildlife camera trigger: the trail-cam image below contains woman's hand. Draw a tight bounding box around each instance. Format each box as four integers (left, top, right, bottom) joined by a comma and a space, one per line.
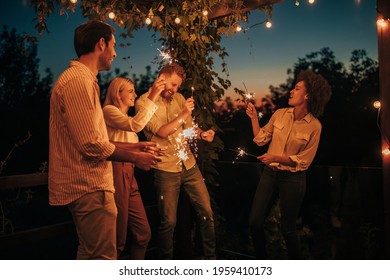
246, 102, 258, 120
149, 75, 166, 101
200, 129, 215, 142
257, 153, 277, 165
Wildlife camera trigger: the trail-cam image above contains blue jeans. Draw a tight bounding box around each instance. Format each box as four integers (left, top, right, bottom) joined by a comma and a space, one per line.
249, 166, 306, 259
154, 165, 216, 259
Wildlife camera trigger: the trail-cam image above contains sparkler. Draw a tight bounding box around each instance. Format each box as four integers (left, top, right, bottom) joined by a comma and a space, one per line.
157, 48, 174, 64
174, 118, 200, 164
242, 82, 255, 103
229, 148, 258, 158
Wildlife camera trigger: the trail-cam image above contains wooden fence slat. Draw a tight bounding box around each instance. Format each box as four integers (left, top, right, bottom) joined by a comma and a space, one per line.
0, 173, 48, 190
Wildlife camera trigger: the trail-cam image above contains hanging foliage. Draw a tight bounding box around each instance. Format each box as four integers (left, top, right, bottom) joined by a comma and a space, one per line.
29, 0, 276, 183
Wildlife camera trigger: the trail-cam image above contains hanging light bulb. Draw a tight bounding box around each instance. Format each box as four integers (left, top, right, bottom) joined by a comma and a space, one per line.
295, 1, 300, 6
108, 12, 115, 19
145, 17, 152, 25
373, 101, 381, 109
383, 147, 390, 156
70, 0, 77, 4
266, 20, 272, 28
175, 17, 181, 24
308, 0, 315, 4
377, 18, 387, 27
236, 24, 242, 32
202, 10, 208, 16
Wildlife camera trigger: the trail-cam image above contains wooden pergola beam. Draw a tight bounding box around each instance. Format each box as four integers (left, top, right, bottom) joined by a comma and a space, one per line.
208, 0, 284, 20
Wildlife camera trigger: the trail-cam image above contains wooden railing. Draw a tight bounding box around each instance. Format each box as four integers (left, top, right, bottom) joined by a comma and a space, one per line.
0, 173, 76, 259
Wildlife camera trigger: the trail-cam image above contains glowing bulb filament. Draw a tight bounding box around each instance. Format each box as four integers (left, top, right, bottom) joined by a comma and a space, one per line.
108, 12, 115, 19
377, 19, 387, 27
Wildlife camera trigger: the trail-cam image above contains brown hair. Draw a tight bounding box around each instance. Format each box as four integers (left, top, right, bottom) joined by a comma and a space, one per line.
159, 62, 186, 81
74, 20, 115, 58
297, 70, 332, 117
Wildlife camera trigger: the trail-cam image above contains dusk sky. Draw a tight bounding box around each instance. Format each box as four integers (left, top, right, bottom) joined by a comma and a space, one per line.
1, 0, 378, 98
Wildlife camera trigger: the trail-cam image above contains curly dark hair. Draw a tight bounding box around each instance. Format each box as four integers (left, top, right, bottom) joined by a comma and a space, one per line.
297, 70, 332, 117
74, 20, 115, 58
159, 62, 186, 81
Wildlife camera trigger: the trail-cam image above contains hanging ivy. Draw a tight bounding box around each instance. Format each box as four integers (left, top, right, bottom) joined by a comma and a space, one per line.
29, 0, 275, 183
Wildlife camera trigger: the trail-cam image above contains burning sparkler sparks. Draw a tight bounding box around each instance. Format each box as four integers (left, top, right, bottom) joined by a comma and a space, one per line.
230, 148, 257, 158
242, 82, 255, 103
174, 118, 200, 164
157, 48, 174, 64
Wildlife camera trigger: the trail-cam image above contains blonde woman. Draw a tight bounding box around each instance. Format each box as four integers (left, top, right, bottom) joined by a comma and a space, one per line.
103, 76, 165, 259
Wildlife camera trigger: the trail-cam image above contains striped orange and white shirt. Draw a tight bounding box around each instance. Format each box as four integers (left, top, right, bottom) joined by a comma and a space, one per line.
48, 60, 116, 205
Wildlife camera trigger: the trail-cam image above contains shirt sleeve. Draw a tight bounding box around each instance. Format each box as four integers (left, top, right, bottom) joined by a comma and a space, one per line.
289, 123, 322, 171
62, 77, 114, 160
103, 99, 158, 133
136, 93, 162, 136
253, 109, 279, 146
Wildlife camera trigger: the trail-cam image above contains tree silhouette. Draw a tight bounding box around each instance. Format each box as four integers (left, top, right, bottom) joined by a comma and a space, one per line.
0, 26, 53, 174
268, 47, 380, 166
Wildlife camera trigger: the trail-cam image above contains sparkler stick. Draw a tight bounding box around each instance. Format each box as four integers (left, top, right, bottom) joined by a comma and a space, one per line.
242, 82, 255, 103
229, 148, 258, 158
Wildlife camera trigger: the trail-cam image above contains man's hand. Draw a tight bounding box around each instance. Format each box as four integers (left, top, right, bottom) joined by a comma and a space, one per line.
183, 97, 195, 114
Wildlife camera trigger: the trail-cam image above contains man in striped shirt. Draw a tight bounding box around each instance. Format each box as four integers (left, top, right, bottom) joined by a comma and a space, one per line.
49, 20, 160, 260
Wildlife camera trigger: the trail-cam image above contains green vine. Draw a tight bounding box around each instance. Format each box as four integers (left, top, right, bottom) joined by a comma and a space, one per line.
29, 0, 273, 182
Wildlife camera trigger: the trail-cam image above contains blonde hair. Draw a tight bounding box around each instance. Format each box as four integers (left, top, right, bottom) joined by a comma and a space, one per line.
103, 77, 134, 108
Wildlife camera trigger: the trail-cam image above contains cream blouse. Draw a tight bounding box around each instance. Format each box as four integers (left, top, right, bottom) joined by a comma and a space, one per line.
103, 98, 158, 143
253, 107, 322, 172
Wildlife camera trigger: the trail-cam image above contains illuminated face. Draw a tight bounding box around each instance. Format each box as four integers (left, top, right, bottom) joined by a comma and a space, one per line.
289, 81, 308, 107
160, 72, 183, 101
99, 34, 117, 71
119, 82, 137, 108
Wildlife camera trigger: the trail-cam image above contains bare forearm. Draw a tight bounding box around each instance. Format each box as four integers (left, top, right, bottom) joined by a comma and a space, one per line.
251, 117, 261, 137
107, 143, 139, 162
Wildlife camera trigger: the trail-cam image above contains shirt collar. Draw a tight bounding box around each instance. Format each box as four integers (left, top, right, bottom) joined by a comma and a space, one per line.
287, 107, 314, 123
69, 60, 98, 83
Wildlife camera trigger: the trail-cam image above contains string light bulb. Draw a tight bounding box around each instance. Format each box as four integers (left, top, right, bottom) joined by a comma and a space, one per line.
295, 1, 300, 6
70, 0, 77, 4
308, 0, 315, 4
145, 17, 152, 25
266, 20, 272, 28
236, 24, 243, 32
373, 101, 381, 109
202, 10, 208, 16
174, 17, 181, 24
383, 147, 390, 156
108, 12, 115, 19
377, 18, 387, 28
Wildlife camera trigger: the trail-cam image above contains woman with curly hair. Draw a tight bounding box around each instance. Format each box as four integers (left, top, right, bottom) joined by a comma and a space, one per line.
246, 70, 332, 259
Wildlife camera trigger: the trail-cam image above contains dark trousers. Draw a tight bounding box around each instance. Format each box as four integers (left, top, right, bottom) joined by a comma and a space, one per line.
249, 166, 306, 259
112, 162, 151, 259
154, 165, 216, 259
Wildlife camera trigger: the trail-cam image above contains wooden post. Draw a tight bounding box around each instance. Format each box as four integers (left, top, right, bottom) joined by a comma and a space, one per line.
377, 0, 390, 259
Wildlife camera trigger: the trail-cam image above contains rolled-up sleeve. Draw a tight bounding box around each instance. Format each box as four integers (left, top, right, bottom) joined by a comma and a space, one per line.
289, 126, 321, 171
253, 111, 278, 146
